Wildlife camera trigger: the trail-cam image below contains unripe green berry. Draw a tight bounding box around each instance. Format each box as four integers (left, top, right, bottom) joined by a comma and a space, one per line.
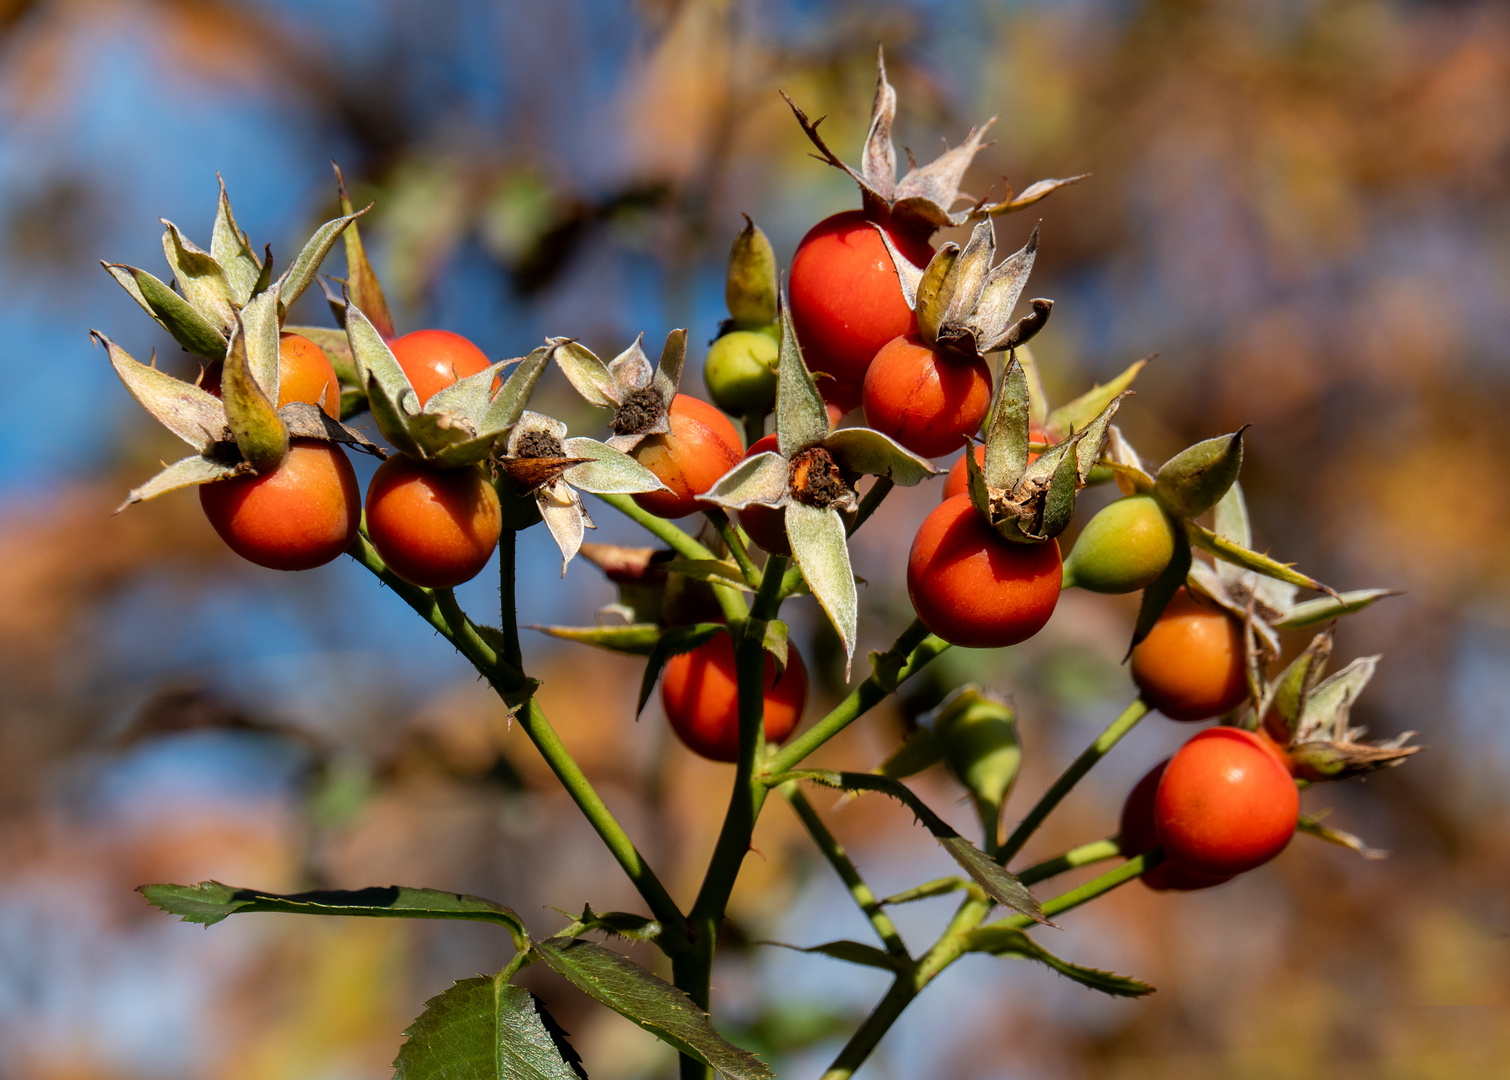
704, 330, 779, 414
935, 690, 1020, 808
1061, 494, 1177, 593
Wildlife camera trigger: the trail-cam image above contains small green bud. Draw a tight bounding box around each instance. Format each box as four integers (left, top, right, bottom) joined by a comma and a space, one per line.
1155, 428, 1246, 519
933, 687, 1020, 807
1062, 494, 1177, 593
704, 330, 779, 414
725, 215, 778, 326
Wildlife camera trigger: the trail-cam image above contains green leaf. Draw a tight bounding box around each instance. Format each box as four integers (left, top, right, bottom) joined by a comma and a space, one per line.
1155, 429, 1246, 519
333, 162, 395, 338
726, 216, 779, 325
139, 881, 527, 940
1045, 356, 1148, 440
822, 427, 937, 486
534, 937, 773, 1080
1184, 520, 1335, 595
636, 622, 725, 717
1275, 589, 1396, 630
785, 502, 857, 676
210, 176, 264, 306
662, 559, 755, 592
549, 339, 620, 408
525, 622, 663, 656
963, 925, 1154, 997
161, 220, 236, 331
94, 331, 228, 452
222, 315, 289, 473
116, 453, 241, 512
562, 437, 668, 496
393, 975, 587, 1080
761, 939, 903, 972
984, 352, 1031, 490
1128, 530, 1192, 654
103, 263, 228, 360
775, 302, 829, 458
277, 207, 364, 312
575, 904, 663, 943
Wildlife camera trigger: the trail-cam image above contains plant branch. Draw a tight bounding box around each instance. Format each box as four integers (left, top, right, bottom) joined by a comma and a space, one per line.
703, 507, 761, 588
818, 977, 916, 1080
593, 492, 748, 624
998, 697, 1150, 864
1015, 837, 1121, 886
781, 783, 909, 960
848, 477, 894, 535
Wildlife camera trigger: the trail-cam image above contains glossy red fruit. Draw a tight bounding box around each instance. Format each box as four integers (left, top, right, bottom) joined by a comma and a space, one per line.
789, 210, 935, 409
736, 434, 790, 556
1155, 728, 1299, 877
661, 632, 808, 762
941, 430, 1046, 501
631, 394, 744, 519
906, 494, 1062, 648
1131, 588, 1249, 721
365, 456, 502, 588
201, 332, 342, 419
863, 334, 992, 458
199, 439, 360, 571
1119, 760, 1233, 891
388, 329, 492, 405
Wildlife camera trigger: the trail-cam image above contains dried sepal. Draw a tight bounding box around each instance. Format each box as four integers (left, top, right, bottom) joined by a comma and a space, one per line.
549, 330, 687, 451
115, 452, 245, 513
277, 402, 383, 456
93, 332, 227, 453
538, 480, 592, 576
333, 162, 394, 338
1261, 629, 1334, 742
726, 216, 778, 326
968, 174, 1090, 219
1105, 425, 1156, 495
161, 220, 237, 333
1297, 813, 1387, 860
211, 173, 264, 305
1045, 356, 1149, 441
914, 244, 961, 344
1184, 519, 1338, 598
1285, 655, 1420, 781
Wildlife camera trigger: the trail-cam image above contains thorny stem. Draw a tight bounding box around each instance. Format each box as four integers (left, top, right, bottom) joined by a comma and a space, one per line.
997, 697, 1151, 865
1016, 837, 1122, 886
498, 528, 522, 666
847, 477, 894, 535
782, 783, 910, 960
703, 506, 761, 589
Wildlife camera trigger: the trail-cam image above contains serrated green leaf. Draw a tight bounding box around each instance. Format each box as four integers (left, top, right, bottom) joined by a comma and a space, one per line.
963, 925, 1154, 997
1045, 357, 1148, 439
822, 427, 937, 486
785, 502, 856, 675
562, 438, 668, 495
526, 623, 662, 656
139, 881, 527, 939
550, 339, 620, 408
1184, 520, 1334, 595
1275, 589, 1396, 630
161, 220, 235, 331
222, 316, 289, 472
762, 939, 903, 972
775, 303, 829, 458
104, 263, 228, 360
1155, 429, 1246, 519
277, 207, 364, 312
95, 331, 228, 452
1128, 532, 1192, 654
702, 452, 790, 510
116, 453, 241, 512
393, 975, 587, 1080
637, 622, 725, 717
333, 163, 395, 338
534, 937, 773, 1080
984, 353, 1031, 490
210, 176, 263, 305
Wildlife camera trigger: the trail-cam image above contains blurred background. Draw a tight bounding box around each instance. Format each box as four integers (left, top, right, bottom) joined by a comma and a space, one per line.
2, 0, 1508, 1076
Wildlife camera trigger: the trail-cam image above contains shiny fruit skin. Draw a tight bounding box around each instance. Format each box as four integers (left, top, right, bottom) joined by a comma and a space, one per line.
631, 394, 744, 519
365, 456, 502, 588
906, 494, 1063, 648
705, 331, 779, 414
863, 334, 993, 458
941, 431, 1045, 501
789, 210, 935, 409
736, 434, 790, 556
1120, 760, 1233, 891
1062, 494, 1177, 594
201, 332, 342, 419
388, 329, 491, 405
1154, 728, 1299, 877
199, 439, 360, 571
661, 632, 808, 762
1131, 588, 1248, 721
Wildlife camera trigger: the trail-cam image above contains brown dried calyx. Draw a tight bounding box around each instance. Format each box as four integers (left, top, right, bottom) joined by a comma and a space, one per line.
781, 46, 1086, 235
610, 387, 665, 436
789, 447, 852, 509
515, 429, 566, 459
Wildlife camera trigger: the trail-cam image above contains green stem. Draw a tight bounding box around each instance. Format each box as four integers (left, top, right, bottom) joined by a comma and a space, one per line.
818, 977, 916, 1080
998, 853, 1153, 929
742, 409, 766, 448
498, 527, 522, 666
593, 492, 748, 625
848, 477, 894, 536
763, 621, 944, 777
997, 697, 1150, 865
703, 507, 761, 589
1015, 837, 1121, 886
782, 784, 909, 960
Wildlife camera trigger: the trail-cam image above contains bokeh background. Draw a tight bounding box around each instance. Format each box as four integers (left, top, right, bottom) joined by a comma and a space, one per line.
2, 0, 1509, 1076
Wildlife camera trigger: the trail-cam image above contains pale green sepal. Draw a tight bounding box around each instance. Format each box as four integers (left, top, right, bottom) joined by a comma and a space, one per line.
239, 285, 283, 403
726, 216, 778, 325
210, 176, 263, 304
650, 328, 688, 405
914, 243, 961, 345
785, 502, 857, 676
702, 452, 790, 510
222, 316, 289, 473
95, 331, 227, 452
1070, 390, 1130, 484
1016, 344, 1050, 431
775, 303, 829, 457
963, 435, 992, 517
333, 163, 395, 338
823, 427, 937, 486
1155, 428, 1247, 519
1045, 356, 1148, 439
971, 174, 1090, 218
480, 346, 550, 433
663, 560, 755, 593
1185, 520, 1335, 595
426, 360, 512, 428
1023, 437, 1082, 543
875, 727, 944, 780
1296, 813, 1387, 860
392, 976, 585, 1080
959, 227, 1040, 354
962, 926, 1154, 998
548, 338, 620, 408
607, 334, 653, 392
1263, 630, 1332, 740
984, 352, 1031, 490
276, 207, 365, 313
103, 264, 227, 360
1296, 655, 1379, 743
161, 220, 235, 332
874, 227, 924, 309
561, 438, 668, 495
1275, 589, 1396, 630
282, 324, 357, 384
116, 453, 242, 512
347, 303, 422, 455
939, 219, 994, 331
